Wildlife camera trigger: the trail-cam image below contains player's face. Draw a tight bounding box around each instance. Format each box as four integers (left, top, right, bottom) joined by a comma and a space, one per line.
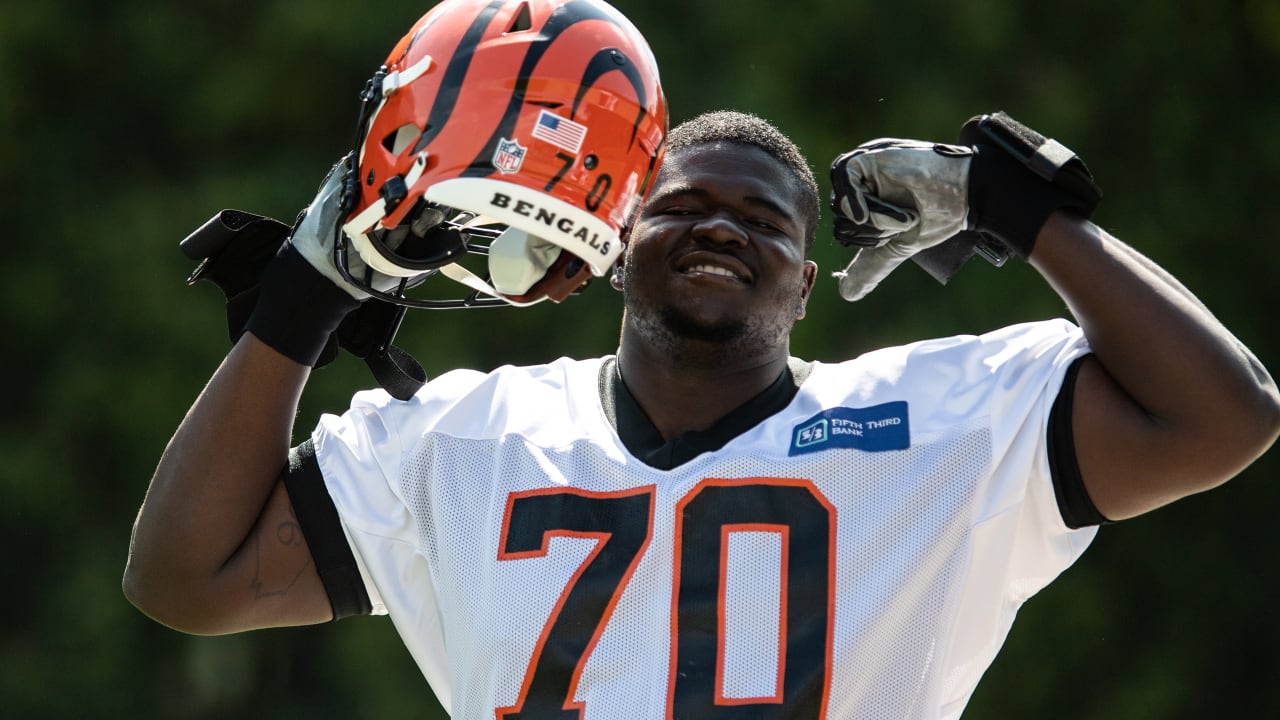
620, 142, 816, 357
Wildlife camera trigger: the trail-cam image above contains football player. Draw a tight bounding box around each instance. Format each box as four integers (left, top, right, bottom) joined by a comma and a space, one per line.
124, 2, 1280, 718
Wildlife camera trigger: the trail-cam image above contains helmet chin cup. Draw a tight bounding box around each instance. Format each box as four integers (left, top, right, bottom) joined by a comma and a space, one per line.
335, 0, 667, 309
486, 227, 592, 304
488, 228, 560, 297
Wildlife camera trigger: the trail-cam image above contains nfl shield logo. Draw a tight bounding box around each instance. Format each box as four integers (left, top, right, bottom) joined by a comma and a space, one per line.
493, 138, 526, 174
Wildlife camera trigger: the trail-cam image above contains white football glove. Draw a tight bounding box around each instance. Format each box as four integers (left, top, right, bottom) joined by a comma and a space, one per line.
288, 155, 412, 300
829, 140, 973, 301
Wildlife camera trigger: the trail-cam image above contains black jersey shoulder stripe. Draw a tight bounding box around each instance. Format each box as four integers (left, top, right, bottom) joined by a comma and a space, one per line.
1048, 355, 1111, 529
282, 440, 373, 620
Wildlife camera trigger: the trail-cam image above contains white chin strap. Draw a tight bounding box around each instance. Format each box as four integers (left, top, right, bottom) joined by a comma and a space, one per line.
437, 265, 544, 307
433, 227, 560, 307
381, 54, 433, 96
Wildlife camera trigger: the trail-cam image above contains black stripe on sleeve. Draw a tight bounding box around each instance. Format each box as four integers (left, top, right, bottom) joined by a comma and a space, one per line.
282, 440, 373, 619
1048, 355, 1112, 529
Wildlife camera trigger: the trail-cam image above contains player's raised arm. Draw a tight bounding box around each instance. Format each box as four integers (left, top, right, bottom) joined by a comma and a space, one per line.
1027, 212, 1280, 519
827, 112, 1280, 522
123, 160, 375, 634
125, 0, 669, 636
124, 336, 328, 634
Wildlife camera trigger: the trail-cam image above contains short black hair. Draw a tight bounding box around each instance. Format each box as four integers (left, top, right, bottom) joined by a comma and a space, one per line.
664, 110, 820, 253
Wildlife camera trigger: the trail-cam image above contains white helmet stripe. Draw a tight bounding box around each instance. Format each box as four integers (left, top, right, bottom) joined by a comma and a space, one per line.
382, 55, 434, 96
424, 178, 620, 276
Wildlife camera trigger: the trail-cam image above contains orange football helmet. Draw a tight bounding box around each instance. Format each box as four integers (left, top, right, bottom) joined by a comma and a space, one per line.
336, 0, 667, 307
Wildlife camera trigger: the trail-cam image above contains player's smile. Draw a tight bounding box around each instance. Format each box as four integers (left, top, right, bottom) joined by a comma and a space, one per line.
674, 250, 752, 284
621, 141, 815, 348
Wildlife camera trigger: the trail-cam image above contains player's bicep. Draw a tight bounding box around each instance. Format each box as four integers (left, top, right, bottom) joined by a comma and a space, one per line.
1071, 355, 1192, 521
219, 478, 334, 629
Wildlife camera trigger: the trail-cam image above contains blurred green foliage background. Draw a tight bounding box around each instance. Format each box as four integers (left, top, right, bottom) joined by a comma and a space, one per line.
3, 0, 1279, 717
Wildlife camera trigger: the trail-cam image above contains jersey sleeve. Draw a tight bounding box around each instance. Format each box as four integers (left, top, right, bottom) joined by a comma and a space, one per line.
792, 320, 1094, 594
832, 318, 1097, 594
965, 319, 1097, 571
308, 371, 489, 594
298, 370, 490, 710
282, 440, 374, 619
932, 319, 1098, 710
307, 389, 412, 618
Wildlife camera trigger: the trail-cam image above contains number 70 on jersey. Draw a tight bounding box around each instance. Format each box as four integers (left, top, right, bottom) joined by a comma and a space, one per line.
496, 478, 836, 719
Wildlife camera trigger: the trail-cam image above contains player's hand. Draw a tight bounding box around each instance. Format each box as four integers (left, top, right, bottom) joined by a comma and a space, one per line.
831, 113, 1103, 300
288, 154, 424, 300
829, 140, 973, 301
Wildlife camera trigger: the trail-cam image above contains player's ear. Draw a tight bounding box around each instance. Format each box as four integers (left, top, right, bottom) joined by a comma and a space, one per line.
610, 259, 625, 291
797, 260, 818, 320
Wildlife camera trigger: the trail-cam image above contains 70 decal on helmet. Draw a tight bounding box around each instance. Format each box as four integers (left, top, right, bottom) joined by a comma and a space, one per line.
336, 0, 668, 308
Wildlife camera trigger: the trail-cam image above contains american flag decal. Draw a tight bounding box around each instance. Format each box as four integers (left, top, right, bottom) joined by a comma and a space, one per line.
531, 110, 587, 153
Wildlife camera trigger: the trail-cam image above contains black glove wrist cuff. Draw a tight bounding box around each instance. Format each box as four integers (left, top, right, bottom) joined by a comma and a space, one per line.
961, 112, 1101, 259
967, 146, 1067, 258
243, 243, 362, 366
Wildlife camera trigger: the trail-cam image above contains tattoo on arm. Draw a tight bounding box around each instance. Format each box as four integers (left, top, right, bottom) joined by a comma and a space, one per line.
249, 503, 313, 601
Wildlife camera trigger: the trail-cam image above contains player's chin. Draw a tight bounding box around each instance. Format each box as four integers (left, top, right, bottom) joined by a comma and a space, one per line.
659, 305, 748, 344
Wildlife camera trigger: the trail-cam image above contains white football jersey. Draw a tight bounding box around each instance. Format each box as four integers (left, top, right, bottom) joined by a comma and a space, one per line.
308, 318, 1096, 719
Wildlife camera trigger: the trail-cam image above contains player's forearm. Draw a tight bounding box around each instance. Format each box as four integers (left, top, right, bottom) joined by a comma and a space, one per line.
123, 334, 309, 631
1029, 211, 1280, 489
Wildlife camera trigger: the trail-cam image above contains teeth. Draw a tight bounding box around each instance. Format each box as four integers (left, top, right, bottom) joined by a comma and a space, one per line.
686, 263, 741, 279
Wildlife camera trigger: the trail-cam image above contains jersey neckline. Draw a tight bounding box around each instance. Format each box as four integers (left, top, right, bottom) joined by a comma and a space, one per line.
597, 356, 813, 471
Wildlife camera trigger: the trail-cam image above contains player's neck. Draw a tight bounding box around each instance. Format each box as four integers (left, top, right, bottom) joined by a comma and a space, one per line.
616, 336, 791, 441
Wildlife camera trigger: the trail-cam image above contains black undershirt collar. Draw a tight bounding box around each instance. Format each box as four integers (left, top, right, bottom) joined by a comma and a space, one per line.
599, 356, 812, 470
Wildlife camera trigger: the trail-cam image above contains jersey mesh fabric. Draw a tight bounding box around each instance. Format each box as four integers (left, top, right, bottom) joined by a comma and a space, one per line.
310, 318, 1096, 720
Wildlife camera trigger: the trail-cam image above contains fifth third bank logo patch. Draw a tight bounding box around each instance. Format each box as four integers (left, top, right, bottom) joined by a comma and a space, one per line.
789, 402, 910, 456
